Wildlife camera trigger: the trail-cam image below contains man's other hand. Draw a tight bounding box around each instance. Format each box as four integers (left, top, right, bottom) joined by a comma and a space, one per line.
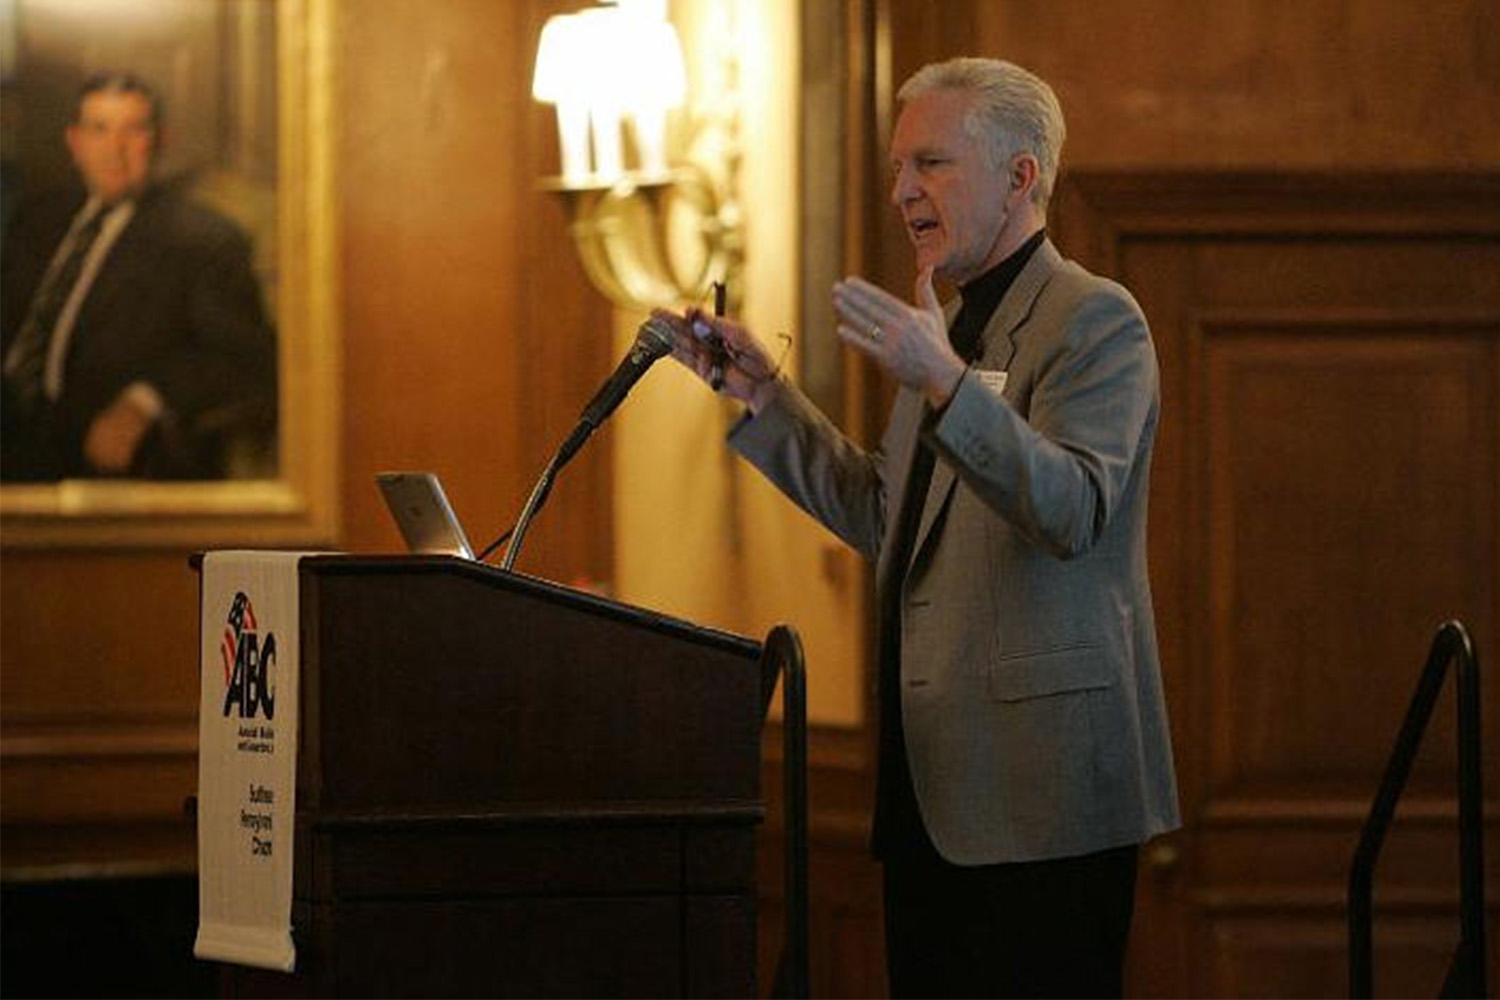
833, 266, 966, 408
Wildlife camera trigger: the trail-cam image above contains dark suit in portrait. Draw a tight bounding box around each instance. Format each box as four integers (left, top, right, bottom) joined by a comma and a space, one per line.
1, 181, 276, 481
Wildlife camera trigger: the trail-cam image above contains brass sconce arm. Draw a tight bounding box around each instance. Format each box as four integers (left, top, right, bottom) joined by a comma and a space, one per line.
542, 163, 743, 312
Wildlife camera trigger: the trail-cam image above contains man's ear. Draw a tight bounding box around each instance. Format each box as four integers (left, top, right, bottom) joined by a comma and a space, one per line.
1009, 154, 1039, 201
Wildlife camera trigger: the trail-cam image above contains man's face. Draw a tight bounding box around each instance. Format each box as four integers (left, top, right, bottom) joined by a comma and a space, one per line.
889, 88, 1012, 285
66, 90, 157, 204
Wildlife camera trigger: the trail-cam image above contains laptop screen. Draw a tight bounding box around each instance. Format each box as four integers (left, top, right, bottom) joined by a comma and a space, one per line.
375, 472, 476, 560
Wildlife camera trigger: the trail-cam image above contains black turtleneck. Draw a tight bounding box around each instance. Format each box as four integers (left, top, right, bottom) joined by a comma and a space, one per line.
872, 228, 1046, 860
948, 227, 1047, 363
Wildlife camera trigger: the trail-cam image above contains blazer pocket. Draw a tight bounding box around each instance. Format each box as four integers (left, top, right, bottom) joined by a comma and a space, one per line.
986, 644, 1114, 703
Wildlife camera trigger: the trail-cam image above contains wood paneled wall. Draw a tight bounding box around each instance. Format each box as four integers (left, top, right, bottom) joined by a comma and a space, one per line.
337, 0, 614, 579
1056, 171, 1500, 998
973, 3, 1500, 171
778, 2, 1500, 997
4, 2, 1499, 998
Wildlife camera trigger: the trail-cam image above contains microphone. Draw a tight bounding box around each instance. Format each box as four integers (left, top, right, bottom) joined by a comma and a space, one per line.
578, 317, 676, 430
496, 316, 678, 571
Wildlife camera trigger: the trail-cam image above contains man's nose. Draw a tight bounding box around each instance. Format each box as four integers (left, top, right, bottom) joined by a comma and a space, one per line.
890, 171, 918, 207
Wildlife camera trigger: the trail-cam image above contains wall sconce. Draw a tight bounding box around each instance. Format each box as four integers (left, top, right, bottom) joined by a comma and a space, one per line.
532, 0, 743, 311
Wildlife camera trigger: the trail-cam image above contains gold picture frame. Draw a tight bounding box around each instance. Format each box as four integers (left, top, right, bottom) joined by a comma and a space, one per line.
0, 0, 339, 549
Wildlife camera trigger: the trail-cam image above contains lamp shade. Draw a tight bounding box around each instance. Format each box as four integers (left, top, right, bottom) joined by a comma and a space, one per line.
532, 13, 585, 105
532, 2, 688, 183
533, 5, 684, 110
627, 19, 686, 112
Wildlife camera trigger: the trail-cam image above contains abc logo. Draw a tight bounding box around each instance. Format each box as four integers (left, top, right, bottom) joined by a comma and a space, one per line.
221, 592, 276, 720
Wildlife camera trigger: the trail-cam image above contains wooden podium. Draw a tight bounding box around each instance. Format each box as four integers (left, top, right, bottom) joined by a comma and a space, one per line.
200, 555, 802, 998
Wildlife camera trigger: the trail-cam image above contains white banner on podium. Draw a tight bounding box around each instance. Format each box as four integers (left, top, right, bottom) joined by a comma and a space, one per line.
194, 551, 312, 972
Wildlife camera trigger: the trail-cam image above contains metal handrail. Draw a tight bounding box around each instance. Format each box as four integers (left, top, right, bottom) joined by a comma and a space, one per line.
1348, 620, 1487, 998
760, 625, 810, 999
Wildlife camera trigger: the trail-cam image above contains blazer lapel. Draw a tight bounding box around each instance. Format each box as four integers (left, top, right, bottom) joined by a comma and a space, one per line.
908, 240, 1063, 572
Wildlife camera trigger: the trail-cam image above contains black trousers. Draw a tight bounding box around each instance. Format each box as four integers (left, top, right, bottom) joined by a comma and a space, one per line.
882, 840, 1139, 999
874, 720, 1137, 999
872, 585, 1139, 997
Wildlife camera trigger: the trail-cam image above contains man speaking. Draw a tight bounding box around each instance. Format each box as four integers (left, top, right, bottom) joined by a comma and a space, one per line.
659, 57, 1180, 997
2, 71, 276, 481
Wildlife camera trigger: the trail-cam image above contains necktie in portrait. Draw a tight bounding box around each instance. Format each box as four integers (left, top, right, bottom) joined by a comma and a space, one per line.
4, 206, 108, 414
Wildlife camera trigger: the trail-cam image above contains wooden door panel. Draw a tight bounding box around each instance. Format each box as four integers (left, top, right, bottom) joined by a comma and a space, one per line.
1200, 320, 1495, 794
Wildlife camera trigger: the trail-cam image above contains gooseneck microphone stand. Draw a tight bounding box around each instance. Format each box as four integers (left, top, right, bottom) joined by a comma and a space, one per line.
499, 317, 676, 572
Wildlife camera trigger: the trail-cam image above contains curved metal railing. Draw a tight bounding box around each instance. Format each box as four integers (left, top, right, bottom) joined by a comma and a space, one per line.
1348, 620, 1486, 998
760, 624, 810, 999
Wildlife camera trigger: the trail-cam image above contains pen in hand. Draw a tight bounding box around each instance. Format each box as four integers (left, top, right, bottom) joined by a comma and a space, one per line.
707, 281, 728, 391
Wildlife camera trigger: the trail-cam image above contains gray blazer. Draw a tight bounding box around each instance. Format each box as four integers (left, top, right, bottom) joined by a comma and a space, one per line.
730, 239, 1180, 865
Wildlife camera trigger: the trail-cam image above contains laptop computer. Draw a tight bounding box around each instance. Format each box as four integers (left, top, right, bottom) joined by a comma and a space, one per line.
375, 471, 476, 560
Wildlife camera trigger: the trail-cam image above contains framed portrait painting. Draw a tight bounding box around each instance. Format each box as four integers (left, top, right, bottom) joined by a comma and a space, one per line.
0, 0, 337, 547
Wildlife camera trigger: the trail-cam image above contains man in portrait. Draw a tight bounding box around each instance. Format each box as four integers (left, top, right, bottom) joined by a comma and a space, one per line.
1, 71, 276, 482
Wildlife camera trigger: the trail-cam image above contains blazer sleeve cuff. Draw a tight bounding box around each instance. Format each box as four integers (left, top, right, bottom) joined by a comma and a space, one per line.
924, 368, 1008, 472
727, 375, 799, 454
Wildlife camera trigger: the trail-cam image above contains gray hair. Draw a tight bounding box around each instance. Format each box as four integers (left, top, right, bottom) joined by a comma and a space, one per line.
897, 57, 1066, 210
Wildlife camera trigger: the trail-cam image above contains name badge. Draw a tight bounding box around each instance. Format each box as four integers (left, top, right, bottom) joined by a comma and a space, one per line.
976, 369, 1009, 394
